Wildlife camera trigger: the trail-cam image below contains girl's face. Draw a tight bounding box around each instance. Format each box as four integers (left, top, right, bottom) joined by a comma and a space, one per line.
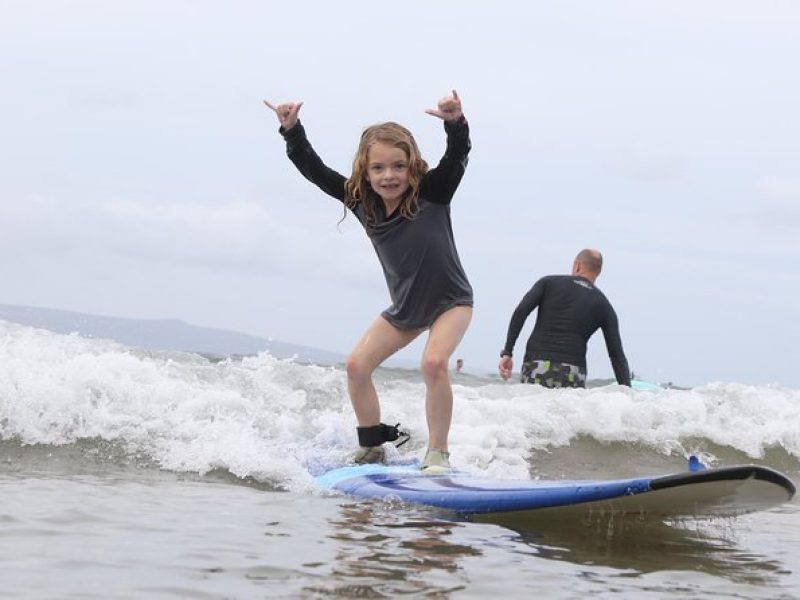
365, 142, 410, 205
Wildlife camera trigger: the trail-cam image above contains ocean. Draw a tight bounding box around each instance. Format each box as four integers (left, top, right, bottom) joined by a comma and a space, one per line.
2, 320, 798, 599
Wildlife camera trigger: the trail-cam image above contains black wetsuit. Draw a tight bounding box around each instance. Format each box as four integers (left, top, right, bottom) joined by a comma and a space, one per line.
280, 118, 473, 330
502, 275, 630, 386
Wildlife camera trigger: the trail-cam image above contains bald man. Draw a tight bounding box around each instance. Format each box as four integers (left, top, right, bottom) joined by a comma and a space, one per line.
499, 249, 631, 388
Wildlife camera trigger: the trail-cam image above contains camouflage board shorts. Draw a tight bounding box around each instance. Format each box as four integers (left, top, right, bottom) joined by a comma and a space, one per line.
521, 359, 587, 388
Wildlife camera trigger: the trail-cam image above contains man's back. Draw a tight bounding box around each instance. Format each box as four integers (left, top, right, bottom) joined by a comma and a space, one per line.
524, 274, 613, 367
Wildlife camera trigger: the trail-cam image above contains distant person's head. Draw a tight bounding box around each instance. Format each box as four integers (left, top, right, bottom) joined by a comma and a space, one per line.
455, 358, 464, 372
572, 248, 603, 283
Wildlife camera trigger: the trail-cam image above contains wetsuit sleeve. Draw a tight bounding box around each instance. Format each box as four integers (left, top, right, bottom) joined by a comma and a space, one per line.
600, 304, 631, 386
280, 121, 347, 202
421, 116, 471, 205
502, 278, 546, 356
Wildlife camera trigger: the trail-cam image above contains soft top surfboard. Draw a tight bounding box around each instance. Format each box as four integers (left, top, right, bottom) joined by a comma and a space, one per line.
316, 460, 796, 519
631, 378, 663, 391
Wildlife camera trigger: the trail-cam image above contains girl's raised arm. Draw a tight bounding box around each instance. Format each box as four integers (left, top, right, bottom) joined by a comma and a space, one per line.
265, 99, 347, 203
421, 90, 470, 204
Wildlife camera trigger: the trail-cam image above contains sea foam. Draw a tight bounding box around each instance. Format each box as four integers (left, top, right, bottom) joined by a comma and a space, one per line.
2, 321, 798, 491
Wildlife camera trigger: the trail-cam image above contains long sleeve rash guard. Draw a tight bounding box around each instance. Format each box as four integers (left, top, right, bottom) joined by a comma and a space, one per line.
502, 275, 630, 386
280, 118, 473, 330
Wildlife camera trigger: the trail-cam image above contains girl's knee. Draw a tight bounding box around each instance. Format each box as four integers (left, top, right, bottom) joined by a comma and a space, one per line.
420, 352, 448, 381
346, 353, 373, 383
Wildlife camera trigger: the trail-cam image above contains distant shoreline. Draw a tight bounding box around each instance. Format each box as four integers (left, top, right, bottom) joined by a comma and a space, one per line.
0, 303, 344, 365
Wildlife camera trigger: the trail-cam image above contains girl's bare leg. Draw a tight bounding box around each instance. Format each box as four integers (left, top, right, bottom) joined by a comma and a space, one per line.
420, 306, 473, 451
346, 316, 421, 426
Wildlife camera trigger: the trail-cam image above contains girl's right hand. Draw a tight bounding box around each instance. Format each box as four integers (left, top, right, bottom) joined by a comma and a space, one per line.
263, 100, 303, 130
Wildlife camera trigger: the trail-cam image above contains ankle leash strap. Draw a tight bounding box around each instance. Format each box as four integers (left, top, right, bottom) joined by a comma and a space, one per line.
357, 422, 410, 448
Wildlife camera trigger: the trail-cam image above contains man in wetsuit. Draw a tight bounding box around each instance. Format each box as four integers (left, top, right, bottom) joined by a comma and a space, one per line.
498, 249, 631, 388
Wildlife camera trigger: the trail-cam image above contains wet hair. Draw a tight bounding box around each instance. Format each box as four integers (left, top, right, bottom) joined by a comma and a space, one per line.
343, 122, 428, 228
576, 248, 603, 274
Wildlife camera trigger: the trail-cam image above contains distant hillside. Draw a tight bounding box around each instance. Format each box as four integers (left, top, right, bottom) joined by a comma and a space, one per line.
0, 303, 346, 365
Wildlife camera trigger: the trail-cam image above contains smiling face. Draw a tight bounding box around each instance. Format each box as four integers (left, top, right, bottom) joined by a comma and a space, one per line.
345, 122, 428, 225
365, 142, 410, 207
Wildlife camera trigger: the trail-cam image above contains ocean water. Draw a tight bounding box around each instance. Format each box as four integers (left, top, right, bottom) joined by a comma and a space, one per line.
1, 320, 799, 599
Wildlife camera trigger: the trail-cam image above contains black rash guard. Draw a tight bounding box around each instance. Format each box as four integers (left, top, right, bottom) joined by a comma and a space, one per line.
502, 275, 631, 386
279, 118, 473, 330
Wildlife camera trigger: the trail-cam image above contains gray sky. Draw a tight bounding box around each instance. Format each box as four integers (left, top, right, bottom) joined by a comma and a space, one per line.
1, 0, 798, 387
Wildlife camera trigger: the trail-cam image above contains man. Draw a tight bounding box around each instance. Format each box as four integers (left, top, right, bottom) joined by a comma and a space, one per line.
498, 249, 631, 388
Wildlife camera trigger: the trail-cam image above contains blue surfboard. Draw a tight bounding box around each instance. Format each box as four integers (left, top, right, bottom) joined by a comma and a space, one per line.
317, 461, 795, 519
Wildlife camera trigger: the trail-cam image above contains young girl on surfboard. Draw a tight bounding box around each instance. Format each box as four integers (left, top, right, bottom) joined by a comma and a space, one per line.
264, 91, 473, 472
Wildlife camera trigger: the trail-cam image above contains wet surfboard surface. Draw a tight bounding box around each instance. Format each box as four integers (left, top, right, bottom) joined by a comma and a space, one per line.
316, 461, 795, 519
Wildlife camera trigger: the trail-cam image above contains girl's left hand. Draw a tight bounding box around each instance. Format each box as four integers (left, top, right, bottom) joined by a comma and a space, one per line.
425, 90, 462, 122
264, 99, 303, 130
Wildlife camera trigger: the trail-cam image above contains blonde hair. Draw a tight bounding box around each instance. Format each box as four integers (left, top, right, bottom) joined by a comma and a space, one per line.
343, 122, 428, 228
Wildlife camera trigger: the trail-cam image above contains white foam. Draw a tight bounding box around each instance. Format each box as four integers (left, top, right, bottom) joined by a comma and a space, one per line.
2, 321, 799, 491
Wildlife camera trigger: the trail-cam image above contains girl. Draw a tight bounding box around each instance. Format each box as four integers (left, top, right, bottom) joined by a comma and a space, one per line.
264, 91, 472, 472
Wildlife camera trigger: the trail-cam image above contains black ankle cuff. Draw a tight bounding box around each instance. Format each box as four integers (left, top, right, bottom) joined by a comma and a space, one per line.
357, 422, 402, 447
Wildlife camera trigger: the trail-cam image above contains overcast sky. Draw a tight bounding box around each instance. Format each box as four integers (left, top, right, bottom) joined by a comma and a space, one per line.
1, 1, 798, 387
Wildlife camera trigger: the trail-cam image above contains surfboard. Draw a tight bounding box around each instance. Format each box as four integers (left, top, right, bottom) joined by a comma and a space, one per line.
316, 459, 795, 519
631, 378, 663, 391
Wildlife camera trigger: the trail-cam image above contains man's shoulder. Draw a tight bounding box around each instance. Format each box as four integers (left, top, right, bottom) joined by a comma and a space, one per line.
532, 274, 567, 291
586, 283, 614, 309
539, 274, 571, 284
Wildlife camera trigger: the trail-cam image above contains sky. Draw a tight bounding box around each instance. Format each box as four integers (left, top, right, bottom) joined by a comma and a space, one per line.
1, 0, 798, 388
